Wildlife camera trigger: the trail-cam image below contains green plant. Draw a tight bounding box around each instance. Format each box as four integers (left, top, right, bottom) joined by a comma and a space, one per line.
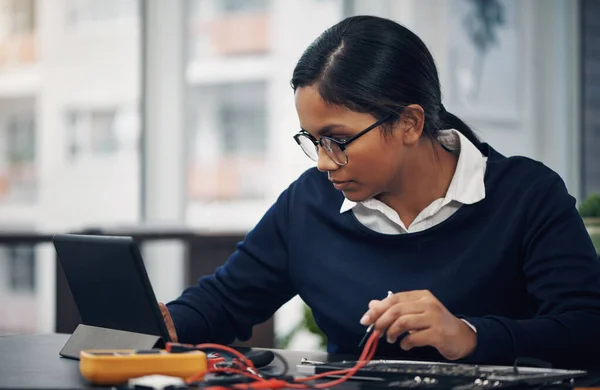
277, 304, 327, 350
579, 194, 600, 218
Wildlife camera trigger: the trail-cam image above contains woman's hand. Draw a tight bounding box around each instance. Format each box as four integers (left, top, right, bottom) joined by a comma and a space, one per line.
360, 290, 476, 360
159, 302, 178, 342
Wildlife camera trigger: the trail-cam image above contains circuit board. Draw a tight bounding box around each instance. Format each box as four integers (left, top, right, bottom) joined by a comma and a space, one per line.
296, 359, 587, 389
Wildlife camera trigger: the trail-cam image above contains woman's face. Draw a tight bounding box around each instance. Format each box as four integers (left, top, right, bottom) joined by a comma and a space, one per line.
295, 86, 423, 202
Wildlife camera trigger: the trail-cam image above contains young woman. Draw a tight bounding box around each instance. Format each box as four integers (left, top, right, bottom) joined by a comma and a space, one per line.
160, 16, 600, 368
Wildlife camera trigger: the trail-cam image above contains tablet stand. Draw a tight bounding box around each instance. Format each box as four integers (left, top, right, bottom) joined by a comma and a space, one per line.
59, 324, 165, 360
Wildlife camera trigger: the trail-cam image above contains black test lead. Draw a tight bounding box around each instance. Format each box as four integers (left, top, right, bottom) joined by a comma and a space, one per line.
358, 291, 393, 347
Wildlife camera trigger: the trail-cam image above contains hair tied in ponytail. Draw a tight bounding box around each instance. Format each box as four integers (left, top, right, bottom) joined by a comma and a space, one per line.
440, 103, 449, 119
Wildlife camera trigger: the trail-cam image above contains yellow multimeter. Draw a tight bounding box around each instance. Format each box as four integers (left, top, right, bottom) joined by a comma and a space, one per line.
79, 349, 207, 385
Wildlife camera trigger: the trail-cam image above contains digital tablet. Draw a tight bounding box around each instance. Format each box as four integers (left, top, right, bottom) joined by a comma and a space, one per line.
53, 234, 171, 347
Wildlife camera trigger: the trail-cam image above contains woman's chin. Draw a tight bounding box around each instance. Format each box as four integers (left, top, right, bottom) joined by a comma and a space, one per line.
342, 189, 369, 203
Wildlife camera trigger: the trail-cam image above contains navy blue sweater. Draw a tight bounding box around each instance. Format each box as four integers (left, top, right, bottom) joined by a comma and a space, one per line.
167, 143, 600, 368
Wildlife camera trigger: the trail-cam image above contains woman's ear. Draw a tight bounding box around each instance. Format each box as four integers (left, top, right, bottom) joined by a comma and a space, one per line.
398, 104, 425, 145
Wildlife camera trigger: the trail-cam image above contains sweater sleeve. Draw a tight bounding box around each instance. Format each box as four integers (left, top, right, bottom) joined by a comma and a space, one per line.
166, 186, 296, 345
462, 172, 600, 368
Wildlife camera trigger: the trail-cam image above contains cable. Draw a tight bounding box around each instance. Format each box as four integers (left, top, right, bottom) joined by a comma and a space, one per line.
171, 330, 382, 389
303, 330, 380, 389
259, 350, 289, 379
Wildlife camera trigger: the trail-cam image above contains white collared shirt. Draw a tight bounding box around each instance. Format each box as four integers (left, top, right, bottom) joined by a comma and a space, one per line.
340, 130, 487, 235
339, 130, 487, 334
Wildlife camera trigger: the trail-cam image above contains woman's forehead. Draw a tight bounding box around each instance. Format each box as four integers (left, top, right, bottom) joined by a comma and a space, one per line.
295, 86, 342, 117
295, 86, 371, 132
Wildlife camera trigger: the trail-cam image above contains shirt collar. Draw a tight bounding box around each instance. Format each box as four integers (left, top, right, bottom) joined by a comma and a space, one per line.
339, 129, 486, 213
444, 130, 486, 205
340, 198, 357, 213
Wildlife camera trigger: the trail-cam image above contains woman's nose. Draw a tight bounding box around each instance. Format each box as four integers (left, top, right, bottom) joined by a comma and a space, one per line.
316, 146, 339, 172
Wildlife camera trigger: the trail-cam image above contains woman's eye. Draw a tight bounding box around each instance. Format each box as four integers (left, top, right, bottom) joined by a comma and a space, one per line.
332, 136, 350, 143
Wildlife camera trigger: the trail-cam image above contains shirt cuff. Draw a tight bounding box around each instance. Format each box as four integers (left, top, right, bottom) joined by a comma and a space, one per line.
461, 318, 478, 333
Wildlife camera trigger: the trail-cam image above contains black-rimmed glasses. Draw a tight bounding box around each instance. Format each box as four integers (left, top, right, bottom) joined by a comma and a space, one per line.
293, 114, 393, 166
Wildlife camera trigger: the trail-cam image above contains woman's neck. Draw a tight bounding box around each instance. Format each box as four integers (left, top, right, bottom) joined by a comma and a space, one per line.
376, 140, 458, 228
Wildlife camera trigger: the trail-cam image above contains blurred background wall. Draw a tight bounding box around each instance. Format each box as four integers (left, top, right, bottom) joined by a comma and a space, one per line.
0, 0, 597, 350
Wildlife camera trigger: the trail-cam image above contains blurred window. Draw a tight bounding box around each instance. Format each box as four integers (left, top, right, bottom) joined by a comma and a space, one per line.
187, 0, 271, 59
0, 0, 35, 38
67, 0, 138, 26
0, 99, 36, 203
188, 82, 267, 200
581, 0, 600, 197
66, 108, 139, 159
220, 0, 269, 14
7, 246, 35, 293
0, 244, 37, 336
0, 0, 36, 66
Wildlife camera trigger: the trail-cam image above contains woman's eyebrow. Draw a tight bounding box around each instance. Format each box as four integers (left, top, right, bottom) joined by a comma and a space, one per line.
301, 124, 349, 136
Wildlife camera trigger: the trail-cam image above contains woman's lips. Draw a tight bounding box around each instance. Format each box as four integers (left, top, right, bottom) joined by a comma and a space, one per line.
331, 180, 353, 190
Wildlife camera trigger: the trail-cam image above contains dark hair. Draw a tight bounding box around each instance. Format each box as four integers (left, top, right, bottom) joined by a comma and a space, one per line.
291, 15, 480, 145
